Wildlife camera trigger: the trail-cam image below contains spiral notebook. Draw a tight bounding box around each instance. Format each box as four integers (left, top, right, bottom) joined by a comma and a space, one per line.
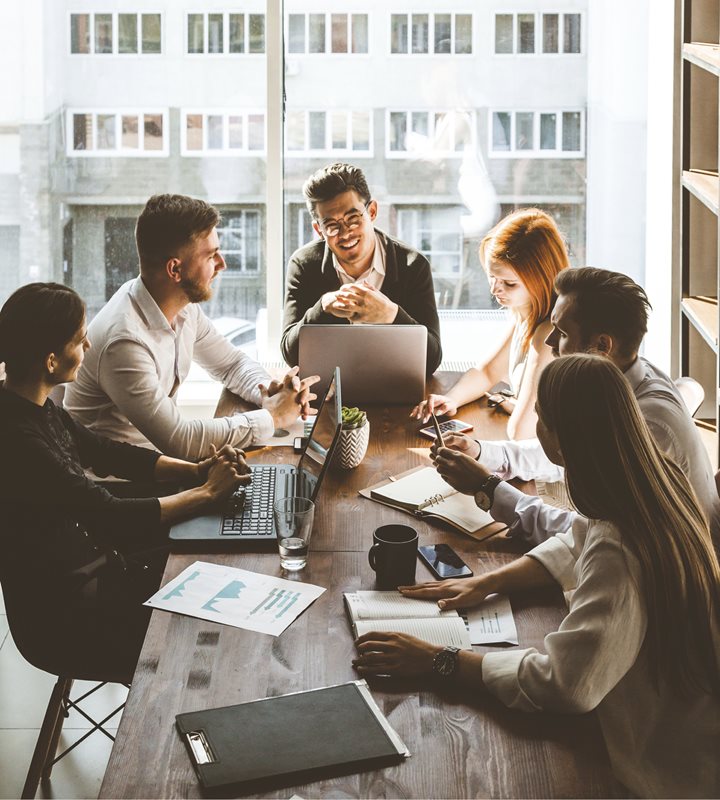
360, 466, 499, 540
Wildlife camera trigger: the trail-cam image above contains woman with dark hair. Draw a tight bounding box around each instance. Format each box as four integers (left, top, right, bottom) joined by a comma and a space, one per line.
355, 354, 720, 798
411, 208, 569, 440
0, 283, 248, 676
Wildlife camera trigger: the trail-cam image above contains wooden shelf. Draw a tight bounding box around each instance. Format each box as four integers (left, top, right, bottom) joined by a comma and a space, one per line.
682, 296, 719, 351
684, 42, 720, 75
682, 170, 720, 214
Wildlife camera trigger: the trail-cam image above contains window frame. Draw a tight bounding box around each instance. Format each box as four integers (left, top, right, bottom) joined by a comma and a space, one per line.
385, 109, 476, 157
492, 11, 584, 57
389, 11, 474, 56
68, 11, 164, 56
180, 110, 268, 156
284, 109, 374, 157
395, 204, 465, 278
66, 109, 170, 157
184, 10, 267, 56
284, 11, 371, 56
216, 209, 263, 274
488, 109, 585, 158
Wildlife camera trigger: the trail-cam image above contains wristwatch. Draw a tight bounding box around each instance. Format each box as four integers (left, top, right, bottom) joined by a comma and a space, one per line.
432, 645, 460, 678
474, 474, 502, 512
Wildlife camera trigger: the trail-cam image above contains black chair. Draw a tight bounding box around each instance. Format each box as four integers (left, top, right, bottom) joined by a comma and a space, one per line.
2, 579, 133, 799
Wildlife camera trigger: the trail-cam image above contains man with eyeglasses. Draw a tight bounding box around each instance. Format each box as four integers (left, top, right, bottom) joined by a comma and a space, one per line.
281, 163, 442, 374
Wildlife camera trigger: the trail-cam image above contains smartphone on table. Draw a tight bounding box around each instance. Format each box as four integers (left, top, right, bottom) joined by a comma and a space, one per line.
417, 544, 473, 579
419, 418, 473, 441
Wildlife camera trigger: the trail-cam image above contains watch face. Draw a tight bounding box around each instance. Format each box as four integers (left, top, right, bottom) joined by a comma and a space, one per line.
475, 490, 492, 512
434, 648, 458, 676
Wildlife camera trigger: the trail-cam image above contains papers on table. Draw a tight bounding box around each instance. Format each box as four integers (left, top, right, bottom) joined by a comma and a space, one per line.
144, 561, 325, 637
466, 594, 518, 645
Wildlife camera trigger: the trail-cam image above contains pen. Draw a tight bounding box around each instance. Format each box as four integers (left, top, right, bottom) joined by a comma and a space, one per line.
431, 412, 445, 446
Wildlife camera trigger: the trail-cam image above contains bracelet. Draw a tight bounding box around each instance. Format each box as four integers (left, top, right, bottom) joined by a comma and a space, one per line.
474, 439, 482, 461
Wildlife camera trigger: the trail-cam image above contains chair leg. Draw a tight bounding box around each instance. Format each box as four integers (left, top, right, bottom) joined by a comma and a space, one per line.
41, 678, 74, 782
21, 676, 72, 800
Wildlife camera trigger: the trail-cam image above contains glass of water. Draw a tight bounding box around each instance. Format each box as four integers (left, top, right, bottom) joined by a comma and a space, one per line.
273, 496, 315, 571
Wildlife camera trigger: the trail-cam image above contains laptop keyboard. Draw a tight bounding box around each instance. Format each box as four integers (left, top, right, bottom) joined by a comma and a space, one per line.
221, 466, 277, 536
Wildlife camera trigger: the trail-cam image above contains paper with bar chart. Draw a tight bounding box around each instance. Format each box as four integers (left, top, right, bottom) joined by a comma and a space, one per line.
466, 594, 518, 645
144, 560, 325, 636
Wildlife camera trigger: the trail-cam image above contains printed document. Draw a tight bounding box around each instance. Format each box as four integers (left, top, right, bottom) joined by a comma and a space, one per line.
145, 560, 325, 636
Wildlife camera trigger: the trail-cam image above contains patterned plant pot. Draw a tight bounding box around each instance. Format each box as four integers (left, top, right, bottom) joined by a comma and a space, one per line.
336, 420, 370, 469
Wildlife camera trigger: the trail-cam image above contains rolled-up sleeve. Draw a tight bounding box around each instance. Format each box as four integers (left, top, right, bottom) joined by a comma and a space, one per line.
491, 482, 577, 547
480, 438, 565, 482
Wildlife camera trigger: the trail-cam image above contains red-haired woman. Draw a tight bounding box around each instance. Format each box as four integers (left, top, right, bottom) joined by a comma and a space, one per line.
412, 208, 569, 440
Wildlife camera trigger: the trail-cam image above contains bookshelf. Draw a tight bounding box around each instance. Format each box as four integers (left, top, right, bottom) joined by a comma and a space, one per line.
678, 0, 720, 467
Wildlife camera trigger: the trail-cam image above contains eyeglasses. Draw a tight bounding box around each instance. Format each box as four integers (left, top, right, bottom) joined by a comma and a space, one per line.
318, 201, 372, 238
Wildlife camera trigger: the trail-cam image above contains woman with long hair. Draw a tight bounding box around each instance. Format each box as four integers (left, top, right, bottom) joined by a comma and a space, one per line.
411, 207, 569, 440
356, 354, 720, 798
0, 283, 248, 676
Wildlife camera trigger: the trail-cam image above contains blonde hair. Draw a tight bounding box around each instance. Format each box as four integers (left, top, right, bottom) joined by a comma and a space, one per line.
537, 354, 720, 695
480, 208, 569, 352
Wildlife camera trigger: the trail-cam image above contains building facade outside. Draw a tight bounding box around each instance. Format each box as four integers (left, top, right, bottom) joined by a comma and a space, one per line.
0, 0, 618, 362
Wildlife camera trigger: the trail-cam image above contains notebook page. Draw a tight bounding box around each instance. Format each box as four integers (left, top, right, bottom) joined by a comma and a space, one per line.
433, 493, 494, 533
371, 467, 456, 510
345, 591, 457, 621
354, 617, 472, 649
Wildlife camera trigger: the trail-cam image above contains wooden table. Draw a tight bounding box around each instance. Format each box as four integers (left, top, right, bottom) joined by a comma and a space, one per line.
100, 375, 623, 799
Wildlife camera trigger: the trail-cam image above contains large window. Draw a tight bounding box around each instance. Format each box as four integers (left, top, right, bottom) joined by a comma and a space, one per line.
186, 12, 265, 55
286, 13, 369, 54
387, 110, 474, 156
390, 12, 472, 54
217, 211, 262, 273
285, 110, 372, 155
182, 111, 266, 154
490, 110, 584, 157
494, 12, 582, 55
1, 1, 655, 366
67, 110, 168, 156
70, 12, 162, 55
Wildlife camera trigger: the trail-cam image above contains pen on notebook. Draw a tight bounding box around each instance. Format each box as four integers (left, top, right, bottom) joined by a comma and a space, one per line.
431, 412, 445, 446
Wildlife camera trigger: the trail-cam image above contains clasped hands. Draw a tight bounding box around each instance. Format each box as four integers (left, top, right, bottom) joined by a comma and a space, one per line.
260, 366, 321, 428
322, 280, 399, 324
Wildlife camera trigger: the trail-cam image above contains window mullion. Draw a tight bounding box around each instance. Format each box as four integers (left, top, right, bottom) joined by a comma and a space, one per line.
265, 0, 284, 355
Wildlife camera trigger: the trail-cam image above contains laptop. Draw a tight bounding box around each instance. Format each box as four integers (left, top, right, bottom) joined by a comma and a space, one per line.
298, 324, 426, 404
169, 368, 342, 544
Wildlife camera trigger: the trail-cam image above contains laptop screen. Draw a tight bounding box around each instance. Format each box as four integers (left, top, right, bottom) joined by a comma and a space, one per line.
298, 368, 342, 496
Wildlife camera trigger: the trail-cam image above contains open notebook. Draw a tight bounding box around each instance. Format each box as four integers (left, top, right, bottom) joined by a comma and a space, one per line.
360, 467, 497, 540
344, 591, 472, 649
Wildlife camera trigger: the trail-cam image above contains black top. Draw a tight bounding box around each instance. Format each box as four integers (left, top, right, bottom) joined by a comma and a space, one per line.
281, 229, 442, 375
0, 385, 161, 599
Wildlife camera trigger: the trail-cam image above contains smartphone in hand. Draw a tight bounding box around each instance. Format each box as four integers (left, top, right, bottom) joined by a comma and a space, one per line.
419, 418, 473, 441
418, 544, 473, 579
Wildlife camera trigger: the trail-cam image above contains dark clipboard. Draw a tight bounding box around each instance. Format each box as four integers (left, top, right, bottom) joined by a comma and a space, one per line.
176, 680, 409, 794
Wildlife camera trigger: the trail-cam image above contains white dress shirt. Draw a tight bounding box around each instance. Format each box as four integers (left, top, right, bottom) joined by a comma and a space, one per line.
332, 233, 386, 289
479, 356, 720, 547
64, 278, 274, 460
482, 483, 720, 799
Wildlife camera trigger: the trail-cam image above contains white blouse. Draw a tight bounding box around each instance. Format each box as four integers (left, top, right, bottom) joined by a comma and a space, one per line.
482, 485, 720, 798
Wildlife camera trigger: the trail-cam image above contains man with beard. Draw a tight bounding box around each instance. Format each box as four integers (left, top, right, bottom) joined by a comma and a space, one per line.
65, 194, 317, 460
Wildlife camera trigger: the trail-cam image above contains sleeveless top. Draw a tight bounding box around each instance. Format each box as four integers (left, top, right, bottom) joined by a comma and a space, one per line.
508, 319, 529, 396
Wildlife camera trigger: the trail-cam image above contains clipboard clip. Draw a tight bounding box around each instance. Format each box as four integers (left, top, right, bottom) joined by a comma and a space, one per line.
185, 730, 217, 765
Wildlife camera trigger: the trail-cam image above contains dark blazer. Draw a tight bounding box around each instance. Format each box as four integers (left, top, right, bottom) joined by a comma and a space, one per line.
281, 229, 442, 375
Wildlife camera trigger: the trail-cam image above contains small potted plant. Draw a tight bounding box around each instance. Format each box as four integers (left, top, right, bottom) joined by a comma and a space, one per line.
336, 406, 370, 469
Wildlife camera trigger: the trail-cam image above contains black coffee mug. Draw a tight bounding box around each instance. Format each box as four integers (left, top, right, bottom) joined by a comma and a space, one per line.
368, 524, 418, 590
